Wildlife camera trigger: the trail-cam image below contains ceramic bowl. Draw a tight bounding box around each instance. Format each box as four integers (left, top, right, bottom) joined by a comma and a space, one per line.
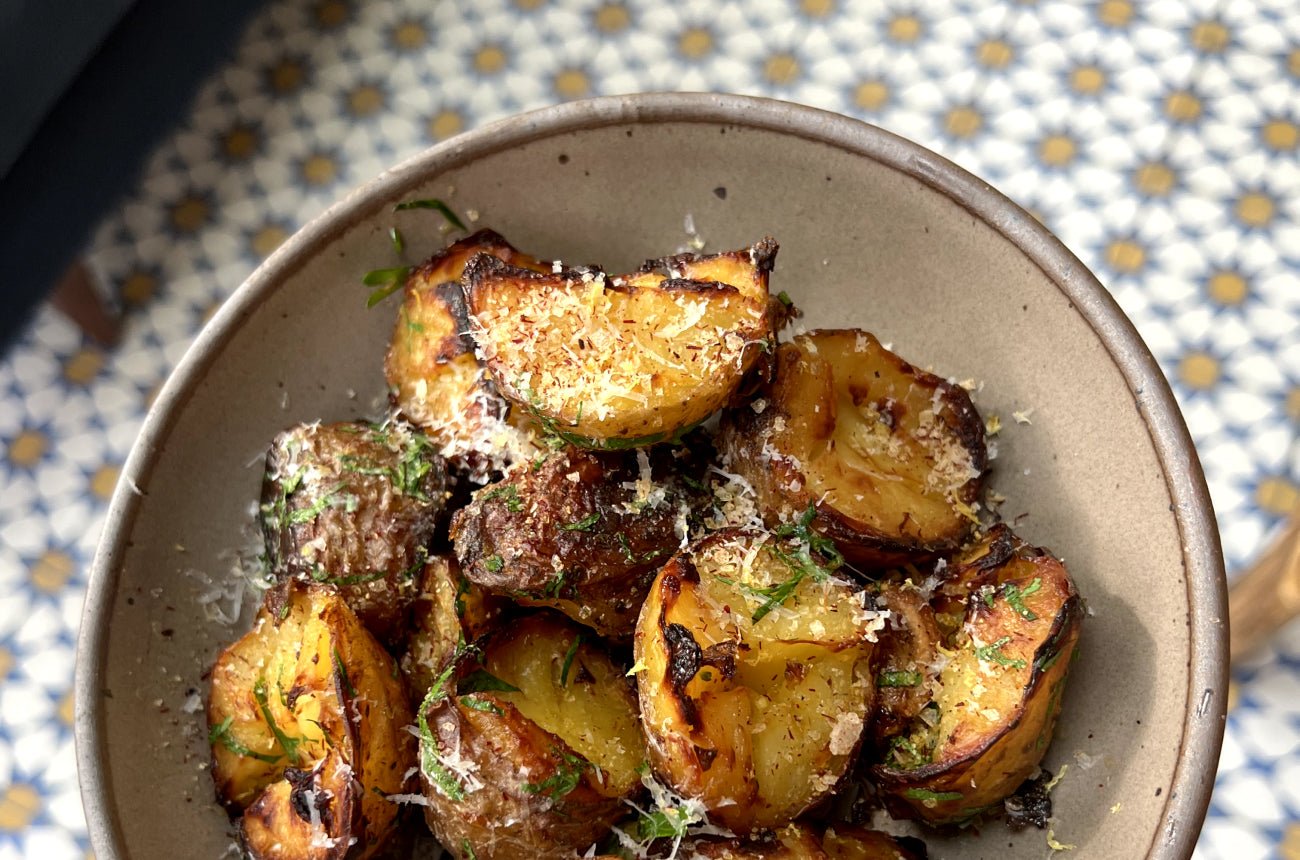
76, 93, 1227, 859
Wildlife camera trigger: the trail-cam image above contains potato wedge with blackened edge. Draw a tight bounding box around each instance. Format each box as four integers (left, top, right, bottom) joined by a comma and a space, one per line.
463, 239, 778, 446
872, 526, 1083, 825
718, 330, 986, 569
683, 822, 828, 858
418, 613, 646, 860
451, 446, 695, 638
261, 420, 448, 644
400, 553, 507, 697
385, 230, 549, 480
821, 824, 929, 860
634, 528, 881, 833
208, 584, 415, 859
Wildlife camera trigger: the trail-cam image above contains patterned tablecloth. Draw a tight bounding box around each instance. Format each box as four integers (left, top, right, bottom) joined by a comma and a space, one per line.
1, 0, 1297, 857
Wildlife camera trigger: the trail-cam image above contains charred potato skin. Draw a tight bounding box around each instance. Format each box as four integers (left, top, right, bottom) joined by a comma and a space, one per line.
419, 614, 645, 860
451, 447, 690, 638
261, 421, 448, 644
635, 530, 878, 834
718, 330, 986, 570
208, 585, 416, 859
385, 230, 549, 480
869, 583, 943, 749
872, 528, 1083, 825
462, 240, 779, 446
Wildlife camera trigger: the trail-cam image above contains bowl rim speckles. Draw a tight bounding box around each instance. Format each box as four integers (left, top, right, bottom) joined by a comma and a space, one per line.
74, 92, 1227, 859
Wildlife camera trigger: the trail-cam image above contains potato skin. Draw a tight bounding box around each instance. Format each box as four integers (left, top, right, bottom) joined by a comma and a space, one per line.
684, 823, 829, 858
872, 527, 1083, 825
451, 447, 691, 638
385, 230, 550, 481
418, 614, 645, 860
261, 421, 449, 644
868, 583, 943, 749
208, 584, 415, 859
634, 529, 879, 833
718, 330, 986, 570
463, 239, 779, 445
820, 825, 929, 860
400, 553, 507, 698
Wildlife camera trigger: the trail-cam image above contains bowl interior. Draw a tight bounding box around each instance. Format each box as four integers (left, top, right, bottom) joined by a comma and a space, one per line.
78, 96, 1222, 859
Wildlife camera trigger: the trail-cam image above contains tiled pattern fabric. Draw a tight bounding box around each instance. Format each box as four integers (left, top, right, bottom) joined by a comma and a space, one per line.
1, 0, 1297, 856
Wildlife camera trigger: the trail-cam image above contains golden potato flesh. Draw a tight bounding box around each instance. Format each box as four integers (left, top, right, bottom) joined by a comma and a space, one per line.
400, 553, 506, 698
385, 230, 549, 480
418, 613, 646, 860
463, 239, 778, 446
208, 584, 415, 858
684, 822, 828, 858
718, 329, 986, 569
872, 526, 1083, 825
821, 824, 928, 860
451, 446, 696, 638
634, 528, 880, 833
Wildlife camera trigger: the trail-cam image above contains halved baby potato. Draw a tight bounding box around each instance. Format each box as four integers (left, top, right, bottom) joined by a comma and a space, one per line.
718, 330, 986, 569
208, 584, 415, 858
462, 239, 779, 447
683, 822, 828, 858
451, 446, 694, 638
400, 553, 507, 698
634, 528, 881, 833
418, 613, 646, 860
385, 230, 549, 479
872, 526, 1083, 825
260, 420, 448, 644
820, 824, 929, 860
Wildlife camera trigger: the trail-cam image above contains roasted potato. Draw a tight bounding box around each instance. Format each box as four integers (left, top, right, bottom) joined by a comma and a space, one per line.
820, 824, 928, 860
385, 230, 550, 480
208, 584, 415, 858
718, 330, 986, 569
451, 446, 694, 638
683, 822, 828, 858
634, 528, 880, 833
400, 553, 507, 697
872, 526, 1083, 825
261, 420, 448, 644
462, 239, 779, 446
418, 613, 646, 860
868, 581, 943, 749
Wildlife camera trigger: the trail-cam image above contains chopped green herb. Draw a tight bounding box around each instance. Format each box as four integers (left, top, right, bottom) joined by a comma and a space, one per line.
542, 569, 567, 599
363, 266, 412, 286
522, 749, 587, 799
889, 734, 928, 769
484, 555, 504, 573
287, 483, 348, 526
253, 678, 301, 765
208, 716, 282, 763
776, 290, 793, 307
974, 636, 1026, 669
460, 669, 520, 694
559, 635, 583, 687
389, 226, 404, 254
460, 696, 504, 716
454, 576, 471, 617
1001, 577, 1041, 621
980, 586, 996, 609
483, 484, 524, 513
636, 808, 691, 841
904, 788, 963, 803
743, 504, 845, 622
877, 669, 923, 688
616, 533, 636, 563
393, 198, 467, 231
417, 662, 466, 801
681, 474, 706, 492
333, 647, 356, 698
462, 839, 479, 860
308, 564, 387, 587
561, 512, 601, 531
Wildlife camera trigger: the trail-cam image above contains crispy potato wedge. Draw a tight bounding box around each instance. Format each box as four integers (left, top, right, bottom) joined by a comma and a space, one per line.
261, 420, 448, 644
208, 584, 415, 858
820, 824, 928, 860
872, 526, 1083, 825
400, 553, 507, 697
385, 230, 549, 480
718, 330, 986, 569
684, 822, 829, 858
463, 239, 778, 446
418, 613, 646, 860
634, 528, 880, 833
868, 582, 943, 749
451, 446, 694, 638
